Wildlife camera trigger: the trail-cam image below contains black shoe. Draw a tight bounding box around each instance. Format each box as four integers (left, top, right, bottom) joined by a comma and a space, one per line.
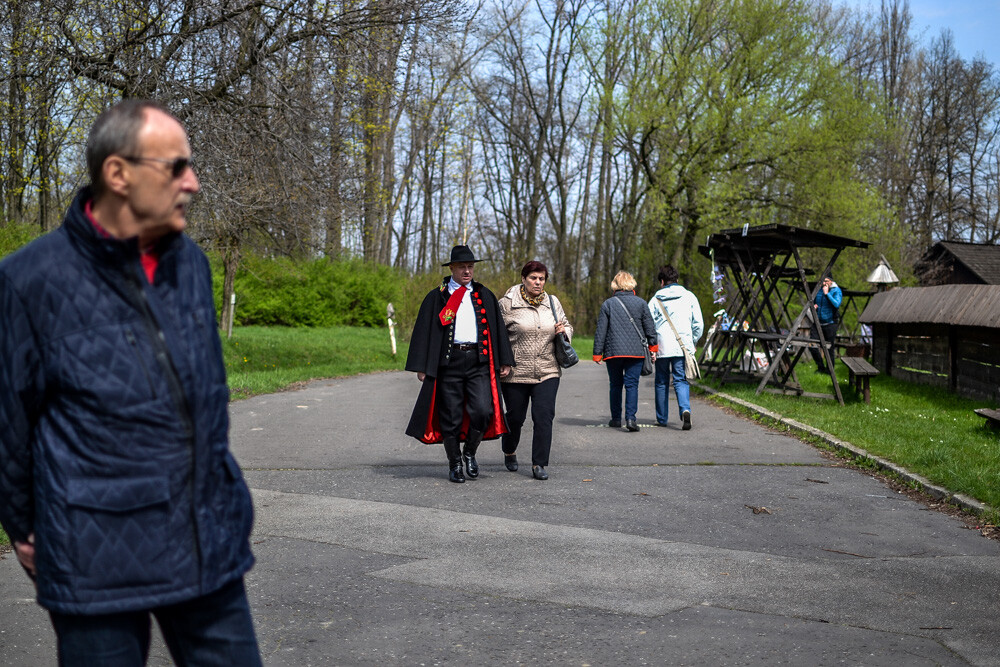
656, 421, 669, 427
626, 419, 639, 432
462, 430, 483, 479
608, 419, 621, 428
532, 465, 548, 480
443, 436, 464, 483
463, 453, 479, 479
682, 411, 692, 431
504, 454, 518, 472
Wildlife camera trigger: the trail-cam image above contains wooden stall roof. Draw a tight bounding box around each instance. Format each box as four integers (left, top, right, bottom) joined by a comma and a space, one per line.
697, 244, 815, 277
706, 224, 871, 251
859, 285, 1000, 328
697, 243, 770, 269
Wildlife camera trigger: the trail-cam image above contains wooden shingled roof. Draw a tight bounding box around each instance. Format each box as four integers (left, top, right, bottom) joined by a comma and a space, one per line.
916, 241, 1000, 285
859, 285, 1000, 328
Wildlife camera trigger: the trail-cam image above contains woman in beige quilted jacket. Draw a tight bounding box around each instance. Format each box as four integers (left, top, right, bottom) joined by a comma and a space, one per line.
498, 261, 574, 480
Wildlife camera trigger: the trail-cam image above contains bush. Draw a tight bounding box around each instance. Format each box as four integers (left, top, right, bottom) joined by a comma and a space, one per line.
0, 223, 43, 260
212, 255, 404, 328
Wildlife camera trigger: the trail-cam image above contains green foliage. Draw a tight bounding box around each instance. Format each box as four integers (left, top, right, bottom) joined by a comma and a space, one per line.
0, 223, 43, 260
212, 255, 403, 328
617, 0, 892, 313
392, 269, 446, 340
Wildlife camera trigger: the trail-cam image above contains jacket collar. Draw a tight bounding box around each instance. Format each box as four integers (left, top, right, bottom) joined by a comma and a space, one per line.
64, 186, 183, 271
506, 283, 547, 308
440, 276, 479, 295
655, 284, 684, 301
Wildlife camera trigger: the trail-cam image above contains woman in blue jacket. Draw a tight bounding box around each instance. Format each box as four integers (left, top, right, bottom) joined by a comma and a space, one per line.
593, 271, 658, 432
811, 275, 843, 372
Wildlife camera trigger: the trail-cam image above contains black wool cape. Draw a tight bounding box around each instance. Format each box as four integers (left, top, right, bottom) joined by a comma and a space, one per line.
404, 278, 514, 443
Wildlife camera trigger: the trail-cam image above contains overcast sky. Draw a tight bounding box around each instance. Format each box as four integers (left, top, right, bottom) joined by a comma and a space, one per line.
838, 0, 1000, 66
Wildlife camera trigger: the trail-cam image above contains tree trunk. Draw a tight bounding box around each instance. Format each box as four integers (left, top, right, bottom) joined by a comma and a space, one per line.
220, 243, 240, 334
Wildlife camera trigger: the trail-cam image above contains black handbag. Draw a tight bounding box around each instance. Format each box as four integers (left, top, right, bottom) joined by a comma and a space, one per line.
549, 295, 578, 368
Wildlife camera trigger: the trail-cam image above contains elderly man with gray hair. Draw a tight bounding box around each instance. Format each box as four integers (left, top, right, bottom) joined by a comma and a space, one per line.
0, 99, 260, 666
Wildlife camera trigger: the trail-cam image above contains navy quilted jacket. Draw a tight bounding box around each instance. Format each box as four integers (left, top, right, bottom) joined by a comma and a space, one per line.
0, 188, 254, 614
593, 291, 657, 359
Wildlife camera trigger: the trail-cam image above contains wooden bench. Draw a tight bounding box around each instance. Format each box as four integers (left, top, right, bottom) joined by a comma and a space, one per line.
974, 408, 1000, 430
841, 356, 879, 404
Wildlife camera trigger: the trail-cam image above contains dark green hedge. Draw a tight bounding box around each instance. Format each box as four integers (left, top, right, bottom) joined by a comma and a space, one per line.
211, 254, 403, 328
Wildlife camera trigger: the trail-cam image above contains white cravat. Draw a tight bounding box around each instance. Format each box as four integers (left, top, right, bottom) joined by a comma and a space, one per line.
449, 279, 478, 343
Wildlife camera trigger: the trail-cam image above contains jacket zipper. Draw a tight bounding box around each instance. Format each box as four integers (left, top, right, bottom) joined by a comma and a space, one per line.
123, 271, 203, 584
124, 327, 158, 397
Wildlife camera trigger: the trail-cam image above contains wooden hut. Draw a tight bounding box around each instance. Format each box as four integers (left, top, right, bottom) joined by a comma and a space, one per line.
859, 285, 1000, 402
914, 241, 1000, 286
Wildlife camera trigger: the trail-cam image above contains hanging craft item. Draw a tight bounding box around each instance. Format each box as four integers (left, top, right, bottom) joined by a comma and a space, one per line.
710, 248, 727, 305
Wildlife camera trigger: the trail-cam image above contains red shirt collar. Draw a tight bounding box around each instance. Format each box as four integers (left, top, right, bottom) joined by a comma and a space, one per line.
84, 198, 159, 283
84, 199, 111, 238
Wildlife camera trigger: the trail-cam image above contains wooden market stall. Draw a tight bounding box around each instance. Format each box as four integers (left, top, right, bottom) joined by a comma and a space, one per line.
699, 224, 870, 405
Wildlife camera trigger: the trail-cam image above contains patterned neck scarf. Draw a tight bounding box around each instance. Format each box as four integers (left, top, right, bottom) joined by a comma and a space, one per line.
520, 284, 546, 307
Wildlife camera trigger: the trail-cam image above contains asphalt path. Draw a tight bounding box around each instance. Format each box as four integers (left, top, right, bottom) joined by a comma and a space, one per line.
2, 362, 999, 665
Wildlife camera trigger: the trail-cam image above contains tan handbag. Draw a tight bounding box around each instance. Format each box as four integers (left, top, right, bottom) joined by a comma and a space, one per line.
653, 299, 700, 379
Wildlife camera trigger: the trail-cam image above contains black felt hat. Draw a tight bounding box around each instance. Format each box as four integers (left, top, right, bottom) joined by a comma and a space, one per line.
442, 245, 484, 266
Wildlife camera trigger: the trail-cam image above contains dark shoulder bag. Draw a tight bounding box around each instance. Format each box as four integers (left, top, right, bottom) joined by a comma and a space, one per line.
614, 297, 653, 376
549, 295, 579, 368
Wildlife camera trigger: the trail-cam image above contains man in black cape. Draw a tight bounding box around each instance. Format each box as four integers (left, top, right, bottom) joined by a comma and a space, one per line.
405, 245, 514, 483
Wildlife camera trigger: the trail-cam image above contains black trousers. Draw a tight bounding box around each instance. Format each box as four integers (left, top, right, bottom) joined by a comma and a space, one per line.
436, 348, 492, 439
810, 321, 838, 370
501, 377, 560, 467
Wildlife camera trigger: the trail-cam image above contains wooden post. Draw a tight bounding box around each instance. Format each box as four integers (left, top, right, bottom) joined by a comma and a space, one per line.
227, 293, 236, 340
387, 302, 397, 357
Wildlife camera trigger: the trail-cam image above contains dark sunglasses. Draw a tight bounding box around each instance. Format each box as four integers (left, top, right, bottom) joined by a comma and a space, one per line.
122, 155, 194, 179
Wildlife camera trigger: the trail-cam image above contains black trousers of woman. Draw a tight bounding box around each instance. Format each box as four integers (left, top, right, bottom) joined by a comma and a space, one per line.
809, 321, 838, 371
501, 377, 560, 467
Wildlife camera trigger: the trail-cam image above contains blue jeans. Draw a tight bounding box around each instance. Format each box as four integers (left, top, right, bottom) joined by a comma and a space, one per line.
49, 578, 261, 667
606, 358, 643, 421
654, 356, 690, 424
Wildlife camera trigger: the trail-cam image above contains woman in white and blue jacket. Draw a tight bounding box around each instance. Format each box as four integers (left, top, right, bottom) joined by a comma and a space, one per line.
648, 265, 703, 430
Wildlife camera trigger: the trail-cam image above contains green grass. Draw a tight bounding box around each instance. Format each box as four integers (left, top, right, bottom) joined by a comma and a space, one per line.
571, 335, 594, 360
223, 325, 408, 399
698, 359, 1000, 509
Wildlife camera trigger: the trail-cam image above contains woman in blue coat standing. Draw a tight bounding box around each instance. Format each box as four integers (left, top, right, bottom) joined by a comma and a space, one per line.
810, 274, 843, 372
593, 271, 658, 432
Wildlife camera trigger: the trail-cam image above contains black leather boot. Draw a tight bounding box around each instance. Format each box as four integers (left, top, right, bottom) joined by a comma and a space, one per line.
443, 436, 465, 483
462, 429, 483, 479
